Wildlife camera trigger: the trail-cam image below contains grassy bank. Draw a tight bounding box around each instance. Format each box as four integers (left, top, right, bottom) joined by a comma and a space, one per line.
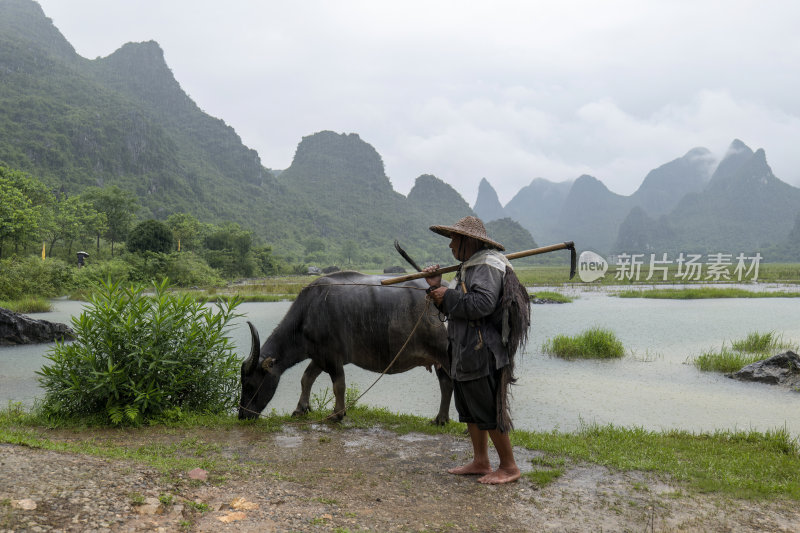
617, 287, 800, 299
1, 403, 798, 500
0, 296, 52, 313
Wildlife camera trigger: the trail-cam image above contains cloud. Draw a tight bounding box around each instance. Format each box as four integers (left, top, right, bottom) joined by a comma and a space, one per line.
35, 0, 800, 206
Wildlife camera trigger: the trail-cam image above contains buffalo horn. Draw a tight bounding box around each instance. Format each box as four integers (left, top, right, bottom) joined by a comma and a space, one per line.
244, 321, 260, 374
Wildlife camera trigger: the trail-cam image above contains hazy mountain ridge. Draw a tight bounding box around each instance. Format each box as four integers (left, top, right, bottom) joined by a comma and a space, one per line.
2, 0, 798, 262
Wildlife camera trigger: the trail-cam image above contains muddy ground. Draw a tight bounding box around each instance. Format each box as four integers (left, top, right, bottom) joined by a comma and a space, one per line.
1, 423, 799, 532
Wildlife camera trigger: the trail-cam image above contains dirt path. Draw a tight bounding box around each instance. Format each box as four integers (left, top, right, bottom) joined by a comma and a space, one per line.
2, 424, 798, 532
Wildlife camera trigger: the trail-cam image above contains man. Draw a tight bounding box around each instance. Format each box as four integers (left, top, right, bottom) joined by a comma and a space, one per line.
423, 215, 526, 484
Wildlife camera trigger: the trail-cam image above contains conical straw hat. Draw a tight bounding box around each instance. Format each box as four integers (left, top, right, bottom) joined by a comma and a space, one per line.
429, 215, 504, 251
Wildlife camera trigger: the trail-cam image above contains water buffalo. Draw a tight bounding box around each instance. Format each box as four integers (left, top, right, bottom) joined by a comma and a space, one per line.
238, 271, 452, 423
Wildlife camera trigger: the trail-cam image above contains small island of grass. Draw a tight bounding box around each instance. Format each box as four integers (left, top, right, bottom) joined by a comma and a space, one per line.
690, 331, 798, 373
542, 327, 625, 360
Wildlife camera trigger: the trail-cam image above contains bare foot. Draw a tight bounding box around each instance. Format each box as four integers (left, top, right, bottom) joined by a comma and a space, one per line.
447, 460, 492, 475
478, 466, 521, 484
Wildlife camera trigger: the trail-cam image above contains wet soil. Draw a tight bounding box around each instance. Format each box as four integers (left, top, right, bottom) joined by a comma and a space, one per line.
2, 424, 799, 532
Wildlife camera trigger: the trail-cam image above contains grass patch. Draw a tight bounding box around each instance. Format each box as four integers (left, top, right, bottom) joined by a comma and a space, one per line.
731, 331, 796, 354
0, 296, 52, 313
691, 347, 766, 373
616, 287, 800, 299
523, 468, 564, 487
2, 404, 800, 500
511, 423, 800, 499
530, 291, 574, 303
690, 331, 798, 373
542, 327, 625, 359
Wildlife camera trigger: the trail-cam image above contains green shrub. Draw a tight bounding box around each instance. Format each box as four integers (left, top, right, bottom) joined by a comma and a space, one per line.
164, 252, 221, 287
72, 258, 132, 287
0, 256, 73, 299
127, 219, 175, 254
37, 279, 242, 425
542, 327, 626, 359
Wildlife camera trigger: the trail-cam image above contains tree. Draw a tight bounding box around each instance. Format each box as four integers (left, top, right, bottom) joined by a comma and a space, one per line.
40, 195, 106, 258
166, 212, 206, 252
204, 223, 254, 277
83, 185, 139, 256
127, 219, 175, 254
342, 240, 359, 265
0, 166, 51, 258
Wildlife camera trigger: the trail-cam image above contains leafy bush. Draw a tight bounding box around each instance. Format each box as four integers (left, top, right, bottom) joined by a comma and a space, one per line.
37, 279, 242, 425
542, 327, 626, 359
127, 219, 175, 254
0, 256, 73, 299
72, 257, 133, 288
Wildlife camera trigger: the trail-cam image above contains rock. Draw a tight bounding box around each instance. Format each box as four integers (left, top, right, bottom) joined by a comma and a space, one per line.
188, 467, 208, 480
218, 511, 247, 523
0, 307, 74, 345
12, 499, 37, 510
322, 266, 340, 274
729, 351, 800, 390
383, 266, 406, 274
231, 497, 258, 511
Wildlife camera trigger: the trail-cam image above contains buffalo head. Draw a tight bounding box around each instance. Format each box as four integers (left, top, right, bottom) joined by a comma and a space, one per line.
238, 321, 282, 420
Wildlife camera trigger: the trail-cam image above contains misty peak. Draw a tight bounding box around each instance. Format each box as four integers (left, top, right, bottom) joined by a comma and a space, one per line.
473, 178, 505, 223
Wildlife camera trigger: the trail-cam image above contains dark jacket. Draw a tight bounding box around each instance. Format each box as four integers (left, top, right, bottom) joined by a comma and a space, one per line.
437, 250, 510, 381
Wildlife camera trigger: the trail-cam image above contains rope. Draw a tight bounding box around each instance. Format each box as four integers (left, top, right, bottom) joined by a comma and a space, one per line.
238, 296, 435, 424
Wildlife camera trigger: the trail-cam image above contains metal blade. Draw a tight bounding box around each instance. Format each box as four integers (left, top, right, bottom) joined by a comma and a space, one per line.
394, 240, 423, 272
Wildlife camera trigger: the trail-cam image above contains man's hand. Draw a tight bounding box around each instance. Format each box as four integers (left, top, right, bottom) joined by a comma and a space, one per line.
422, 264, 446, 305
423, 264, 442, 288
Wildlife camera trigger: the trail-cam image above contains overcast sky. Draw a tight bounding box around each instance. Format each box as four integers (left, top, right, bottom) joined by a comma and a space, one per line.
36, 0, 800, 204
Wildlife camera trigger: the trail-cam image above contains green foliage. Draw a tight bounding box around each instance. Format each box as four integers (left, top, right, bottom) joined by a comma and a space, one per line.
82, 185, 139, 256
0, 256, 73, 299
127, 219, 174, 254
167, 213, 208, 252
542, 327, 626, 359
0, 165, 51, 257
37, 279, 242, 425
203, 222, 256, 277
71, 258, 132, 287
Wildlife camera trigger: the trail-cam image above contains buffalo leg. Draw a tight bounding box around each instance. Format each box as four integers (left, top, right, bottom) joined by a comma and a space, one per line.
327, 365, 347, 421
292, 360, 323, 417
433, 366, 453, 425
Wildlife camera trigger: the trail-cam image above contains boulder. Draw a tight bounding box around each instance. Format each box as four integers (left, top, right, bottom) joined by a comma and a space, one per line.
0, 307, 74, 346
729, 351, 800, 390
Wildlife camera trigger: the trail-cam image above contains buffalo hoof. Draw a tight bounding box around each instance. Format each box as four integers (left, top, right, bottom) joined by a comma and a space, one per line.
431, 414, 450, 426
291, 406, 310, 417
326, 411, 345, 423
